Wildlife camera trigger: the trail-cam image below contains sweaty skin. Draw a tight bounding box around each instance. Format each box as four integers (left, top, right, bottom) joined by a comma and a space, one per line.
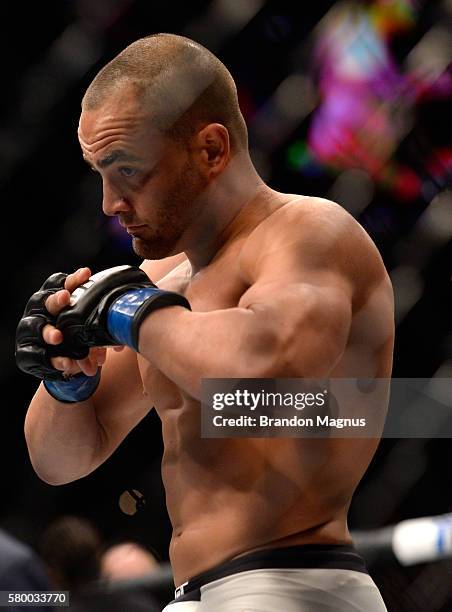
25, 87, 394, 586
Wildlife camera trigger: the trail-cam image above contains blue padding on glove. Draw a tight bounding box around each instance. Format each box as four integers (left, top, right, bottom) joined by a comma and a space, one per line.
107, 287, 166, 349
44, 368, 101, 404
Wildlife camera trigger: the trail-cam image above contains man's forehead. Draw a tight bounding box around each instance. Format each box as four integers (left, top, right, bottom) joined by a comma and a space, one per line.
78, 106, 152, 140
77, 106, 164, 159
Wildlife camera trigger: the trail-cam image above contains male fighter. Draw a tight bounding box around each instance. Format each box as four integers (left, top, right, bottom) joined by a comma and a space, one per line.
17, 34, 394, 610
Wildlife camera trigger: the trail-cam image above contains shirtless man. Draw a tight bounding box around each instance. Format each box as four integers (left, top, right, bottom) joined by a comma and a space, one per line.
17, 34, 394, 611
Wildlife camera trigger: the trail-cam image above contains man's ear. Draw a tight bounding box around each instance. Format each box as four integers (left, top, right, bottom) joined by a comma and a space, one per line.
194, 123, 230, 178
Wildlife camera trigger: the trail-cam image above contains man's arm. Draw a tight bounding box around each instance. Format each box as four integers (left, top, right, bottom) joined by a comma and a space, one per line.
136, 203, 365, 399
24, 253, 186, 485
24, 344, 149, 485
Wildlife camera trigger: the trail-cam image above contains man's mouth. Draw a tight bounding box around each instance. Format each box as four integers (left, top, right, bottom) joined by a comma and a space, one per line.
125, 225, 145, 235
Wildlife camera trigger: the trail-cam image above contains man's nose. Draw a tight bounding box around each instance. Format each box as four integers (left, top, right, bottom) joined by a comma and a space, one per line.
102, 183, 131, 216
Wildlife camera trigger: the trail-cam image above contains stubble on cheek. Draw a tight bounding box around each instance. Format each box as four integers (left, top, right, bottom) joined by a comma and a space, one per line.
131, 158, 208, 259
130, 200, 185, 259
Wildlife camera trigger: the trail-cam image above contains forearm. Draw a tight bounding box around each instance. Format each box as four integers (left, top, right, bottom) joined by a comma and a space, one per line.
24, 383, 104, 485
137, 289, 350, 400
137, 305, 279, 399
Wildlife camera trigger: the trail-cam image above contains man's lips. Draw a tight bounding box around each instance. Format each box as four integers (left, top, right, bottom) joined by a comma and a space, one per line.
125, 225, 144, 237
124, 224, 146, 235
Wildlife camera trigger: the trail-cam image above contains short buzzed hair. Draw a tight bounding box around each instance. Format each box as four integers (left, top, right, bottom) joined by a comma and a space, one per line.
83, 33, 248, 151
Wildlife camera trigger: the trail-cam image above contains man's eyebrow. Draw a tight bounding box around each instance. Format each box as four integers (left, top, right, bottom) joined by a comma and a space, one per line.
99, 150, 143, 168
89, 150, 143, 169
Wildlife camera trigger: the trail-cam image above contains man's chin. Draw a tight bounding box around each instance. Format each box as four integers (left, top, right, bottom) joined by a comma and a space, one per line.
131, 236, 175, 260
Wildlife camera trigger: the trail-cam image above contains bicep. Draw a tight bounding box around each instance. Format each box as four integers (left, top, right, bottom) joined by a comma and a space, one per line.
238, 274, 353, 378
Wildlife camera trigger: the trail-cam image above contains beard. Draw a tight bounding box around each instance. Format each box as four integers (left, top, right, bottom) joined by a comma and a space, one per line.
131, 157, 208, 260
130, 226, 181, 260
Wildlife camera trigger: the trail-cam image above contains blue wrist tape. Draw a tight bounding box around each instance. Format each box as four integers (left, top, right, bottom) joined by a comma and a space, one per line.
107, 287, 190, 351
44, 368, 101, 404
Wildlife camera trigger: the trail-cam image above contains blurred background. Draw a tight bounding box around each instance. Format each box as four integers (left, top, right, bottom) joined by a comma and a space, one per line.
1, 0, 451, 610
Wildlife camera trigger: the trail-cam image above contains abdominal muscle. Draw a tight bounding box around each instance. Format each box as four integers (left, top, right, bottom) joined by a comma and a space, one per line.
154, 388, 369, 585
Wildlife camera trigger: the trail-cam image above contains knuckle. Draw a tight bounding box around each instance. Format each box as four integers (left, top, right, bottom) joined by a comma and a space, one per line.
17, 315, 46, 343
42, 272, 67, 291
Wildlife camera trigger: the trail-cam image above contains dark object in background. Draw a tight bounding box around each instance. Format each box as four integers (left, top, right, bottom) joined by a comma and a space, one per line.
39, 515, 160, 611
59, 588, 160, 612
0, 528, 51, 612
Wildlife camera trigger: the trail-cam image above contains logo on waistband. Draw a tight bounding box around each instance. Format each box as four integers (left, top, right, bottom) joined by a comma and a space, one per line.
175, 580, 189, 598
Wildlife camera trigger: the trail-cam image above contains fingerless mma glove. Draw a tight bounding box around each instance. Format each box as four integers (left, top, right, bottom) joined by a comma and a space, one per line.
15, 271, 100, 403
16, 265, 190, 404
55, 265, 191, 352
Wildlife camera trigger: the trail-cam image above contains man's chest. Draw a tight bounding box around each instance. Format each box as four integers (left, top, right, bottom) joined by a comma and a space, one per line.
137, 251, 250, 404
158, 250, 249, 311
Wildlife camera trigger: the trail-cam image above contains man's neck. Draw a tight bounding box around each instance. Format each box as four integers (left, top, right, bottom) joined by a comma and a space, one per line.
180, 154, 277, 274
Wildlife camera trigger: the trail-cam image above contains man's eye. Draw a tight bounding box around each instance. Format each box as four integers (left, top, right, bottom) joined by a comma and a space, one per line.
119, 167, 138, 177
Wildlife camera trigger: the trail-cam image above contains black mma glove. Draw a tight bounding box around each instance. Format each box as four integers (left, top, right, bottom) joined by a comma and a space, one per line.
55, 264, 190, 353
15, 272, 101, 403
15, 272, 90, 381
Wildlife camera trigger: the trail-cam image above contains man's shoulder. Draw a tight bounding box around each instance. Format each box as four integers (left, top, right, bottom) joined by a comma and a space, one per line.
241, 196, 388, 288
253, 195, 360, 241
243, 195, 370, 258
